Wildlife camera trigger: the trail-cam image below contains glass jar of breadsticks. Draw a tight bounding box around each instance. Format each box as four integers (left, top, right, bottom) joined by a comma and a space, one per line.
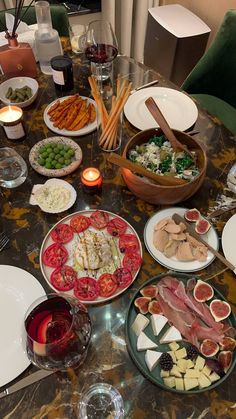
89, 75, 132, 152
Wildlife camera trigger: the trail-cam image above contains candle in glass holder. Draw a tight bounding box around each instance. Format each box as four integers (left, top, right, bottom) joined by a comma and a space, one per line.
81, 167, 102, 194
0, 105, 26, 140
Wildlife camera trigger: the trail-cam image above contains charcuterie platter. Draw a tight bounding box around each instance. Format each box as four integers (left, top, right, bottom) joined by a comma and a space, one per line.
40, 210, 142, 304
125, 272, 236, 393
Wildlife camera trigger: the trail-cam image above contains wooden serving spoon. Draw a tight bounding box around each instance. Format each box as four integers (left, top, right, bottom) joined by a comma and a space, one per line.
145, 97, 194, 159
108, 153, 187, 186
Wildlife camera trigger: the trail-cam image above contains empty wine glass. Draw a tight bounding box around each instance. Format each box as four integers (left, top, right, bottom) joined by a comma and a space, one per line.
84, 20, 118, 83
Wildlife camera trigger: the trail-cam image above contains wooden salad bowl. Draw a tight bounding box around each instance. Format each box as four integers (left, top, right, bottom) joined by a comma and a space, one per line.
122, 128, 207, 205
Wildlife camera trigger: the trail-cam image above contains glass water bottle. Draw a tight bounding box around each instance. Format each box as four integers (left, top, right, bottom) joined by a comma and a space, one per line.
34, 1, 62, 75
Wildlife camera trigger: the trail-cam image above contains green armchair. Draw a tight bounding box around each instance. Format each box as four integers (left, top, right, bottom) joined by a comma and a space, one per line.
182, 9, 236, 135
1, 5, 69, 37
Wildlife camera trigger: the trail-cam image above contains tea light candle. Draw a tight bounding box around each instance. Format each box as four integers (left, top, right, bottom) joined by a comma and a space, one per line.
0, 105, 25, 140
81, 167, 102, 194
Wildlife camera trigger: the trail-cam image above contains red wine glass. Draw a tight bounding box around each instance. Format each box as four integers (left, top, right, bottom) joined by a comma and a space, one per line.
84, 20, 118, 84
24, 293, 91, 371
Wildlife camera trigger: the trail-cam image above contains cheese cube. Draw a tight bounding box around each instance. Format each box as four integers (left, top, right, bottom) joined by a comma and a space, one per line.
186, 359, 194, 369
168, 351, 177, 363
151, 314, 168, 336
160, 370, 170, 378
209, 372, 221, 383
175, 378, 184, 391
163, 377, 175, 388
132, 313, 149, 336
201, 365, 212, 377
195, 356, 205, 371
137, 332, 157, 351
170, 365, 182, 378
184, 378, 198, 391
145, 350, 162, 371
177, 358, 188, 373
185, 368, 200, 378
175, 347, 187, 360
160, 326, 182, 344
169, 341, 180, 352
198, 373, 211, 389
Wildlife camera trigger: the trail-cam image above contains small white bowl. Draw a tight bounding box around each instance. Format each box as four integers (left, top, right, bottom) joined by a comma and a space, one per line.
0, 77, 39, 108
29, 179, 77, 213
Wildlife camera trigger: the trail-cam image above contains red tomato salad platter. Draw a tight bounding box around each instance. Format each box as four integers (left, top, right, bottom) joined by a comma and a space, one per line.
40, 210, 143, 304
125, 273, 236, 394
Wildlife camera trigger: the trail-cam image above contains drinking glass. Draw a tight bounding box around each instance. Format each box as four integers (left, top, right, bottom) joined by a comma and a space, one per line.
69, 24, 87, 54
0, 147, 28, 188
24, 294, 91, 371
84, 20, 118, 82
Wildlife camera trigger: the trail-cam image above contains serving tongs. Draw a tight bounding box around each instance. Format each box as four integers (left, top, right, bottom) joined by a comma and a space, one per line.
108, 153, 186, 186
145, 97, 195, 160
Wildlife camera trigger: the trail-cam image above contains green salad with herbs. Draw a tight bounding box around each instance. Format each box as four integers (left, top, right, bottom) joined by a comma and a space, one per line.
128, 134, 199, 181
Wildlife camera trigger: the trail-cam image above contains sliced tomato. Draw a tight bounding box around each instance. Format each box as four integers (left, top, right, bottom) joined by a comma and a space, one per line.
119, 234, 140, 254
51, 224, 74, 244
107, 217, 127, 236
123, 253, 142, 274
70, 215, 91, 233
90, 210, 110, 229
113, 267, 133, 288
50, 265, 77, 291
43, 243, 68, 268
97, 273, 118, 297
74, 276, 99, 301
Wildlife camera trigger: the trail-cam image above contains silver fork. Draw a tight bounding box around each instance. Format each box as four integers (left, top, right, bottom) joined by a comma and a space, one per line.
0, 232, 9, 252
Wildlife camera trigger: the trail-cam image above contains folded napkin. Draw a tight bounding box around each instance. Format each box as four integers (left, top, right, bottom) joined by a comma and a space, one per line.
0, 13, 38, 61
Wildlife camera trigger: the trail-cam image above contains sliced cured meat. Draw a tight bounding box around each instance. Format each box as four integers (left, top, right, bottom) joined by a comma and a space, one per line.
169, 232, 186, 241
176, 242, 195, 261
158, 283, 187, 313
154, 218, 169, 231
107, 217, 127, 236
51, 224, 74, 244
165, 222, 181, 234
164, 239, 179, 258
119, 234, 140, 253
153, 229, 169, 252
159, 276, 180, 291
90, 210, 109, 229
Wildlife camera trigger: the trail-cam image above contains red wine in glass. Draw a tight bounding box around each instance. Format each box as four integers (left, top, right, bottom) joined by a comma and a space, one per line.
85, 43, 118, 64
25, 294, 91, 370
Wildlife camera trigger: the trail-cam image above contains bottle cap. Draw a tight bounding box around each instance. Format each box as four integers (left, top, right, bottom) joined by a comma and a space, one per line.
51, 55, 72, 70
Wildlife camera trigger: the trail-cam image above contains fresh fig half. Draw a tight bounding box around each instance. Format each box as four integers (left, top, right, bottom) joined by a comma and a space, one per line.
200, 339, 219, 357
195, 218, 211, 235
140, 284, 158, 298
218, 351, 232, 372
134, 297, 151, 314
210, 299, 231, 322
148, 300, 163, 315
184, 208, 201, 222
193, 280, 214, 302
220, 337, 236, 352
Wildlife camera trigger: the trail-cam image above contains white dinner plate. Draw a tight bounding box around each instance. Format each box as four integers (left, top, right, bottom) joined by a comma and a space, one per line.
124, 87, 198, 131
222, 214, 236, 267
43, 96, 97, 137
144, 207, 219, 272
0, 266, 45, 387
40, 210, 142, 304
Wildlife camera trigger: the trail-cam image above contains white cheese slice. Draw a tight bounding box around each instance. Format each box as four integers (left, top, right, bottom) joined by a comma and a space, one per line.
160, 326, 182, 344
137, 332, 158, 351
151, 314, 168, 336
132, 313, 149, 336
145, 350, 162, 371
